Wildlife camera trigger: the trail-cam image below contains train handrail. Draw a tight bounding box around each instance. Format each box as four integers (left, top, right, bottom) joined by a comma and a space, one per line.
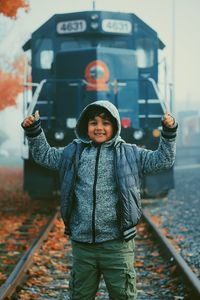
22, 79, 47, 160
147, 77, 167, 113
26, 79, 47, 116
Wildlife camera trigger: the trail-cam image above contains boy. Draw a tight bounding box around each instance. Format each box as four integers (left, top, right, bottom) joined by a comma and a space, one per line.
22, 100, 177, 300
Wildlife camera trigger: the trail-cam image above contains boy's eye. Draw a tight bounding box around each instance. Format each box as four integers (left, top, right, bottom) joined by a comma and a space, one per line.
88, 120, 97, 125
88, 118, 112, 126
103, 120, 111, 125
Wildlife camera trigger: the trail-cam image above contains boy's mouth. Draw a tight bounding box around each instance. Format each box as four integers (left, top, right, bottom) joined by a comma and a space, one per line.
95, 132, 105, 136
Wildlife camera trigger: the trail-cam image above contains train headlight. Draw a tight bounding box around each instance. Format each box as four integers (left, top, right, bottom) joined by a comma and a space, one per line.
90, 22, 99, 29
133, 130, 143, 140
90, 14, 99, 20
54, 131, 65, 141
152, 128, 161, 138
66, 118, 76, 129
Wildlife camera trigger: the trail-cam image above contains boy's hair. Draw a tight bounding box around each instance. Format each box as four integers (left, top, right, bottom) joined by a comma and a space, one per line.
87, 106, 115, 121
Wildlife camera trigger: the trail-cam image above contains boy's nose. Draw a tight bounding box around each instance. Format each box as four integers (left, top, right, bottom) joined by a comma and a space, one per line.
96, 123, 103, 129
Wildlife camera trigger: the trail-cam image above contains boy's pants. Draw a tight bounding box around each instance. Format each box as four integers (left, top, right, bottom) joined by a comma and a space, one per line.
69, 238, 137, 300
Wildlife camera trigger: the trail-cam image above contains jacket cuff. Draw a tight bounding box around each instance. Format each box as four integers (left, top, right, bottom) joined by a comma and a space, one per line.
21, 119, 42, 138
161, 120, 178, 139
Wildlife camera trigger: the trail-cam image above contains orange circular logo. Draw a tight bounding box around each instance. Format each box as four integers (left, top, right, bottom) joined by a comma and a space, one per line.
84, 60, 109, 91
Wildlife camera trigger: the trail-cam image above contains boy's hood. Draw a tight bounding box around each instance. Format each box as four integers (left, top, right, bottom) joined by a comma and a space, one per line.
75, 100, 122, 144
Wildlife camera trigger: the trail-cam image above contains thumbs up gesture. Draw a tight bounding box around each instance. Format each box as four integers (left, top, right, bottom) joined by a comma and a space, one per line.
162, 112, 175, 128
22, 110, 40, 128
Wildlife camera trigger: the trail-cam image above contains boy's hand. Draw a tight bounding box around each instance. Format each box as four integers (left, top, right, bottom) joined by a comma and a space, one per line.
23, 110, 40, 128
162, 112, 175, 128
21, 110, 42, 137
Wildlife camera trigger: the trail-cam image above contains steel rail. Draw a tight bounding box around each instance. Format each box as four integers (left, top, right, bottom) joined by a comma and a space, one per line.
143, 210, 200, 299
0, 209, 60, 300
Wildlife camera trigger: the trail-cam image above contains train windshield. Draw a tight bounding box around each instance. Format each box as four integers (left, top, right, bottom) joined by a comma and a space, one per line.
60, 38, 128, 50
35, 37, 129, 70
34, 36, 154, 70
136, 37, 154, 68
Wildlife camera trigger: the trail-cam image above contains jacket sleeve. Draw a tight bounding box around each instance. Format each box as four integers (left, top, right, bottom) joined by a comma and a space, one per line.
26, 130, 63, 170
137, 122, 178, 175
21, 117, 63, 170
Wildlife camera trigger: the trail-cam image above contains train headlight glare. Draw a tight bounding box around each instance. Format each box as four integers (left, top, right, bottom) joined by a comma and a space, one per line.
152, 128, 161, 138
91, 14, 99, 20
66, 118, 76, 128
133, 130, 143, 140
54, 131, 65, 141
90, 22, 99, 29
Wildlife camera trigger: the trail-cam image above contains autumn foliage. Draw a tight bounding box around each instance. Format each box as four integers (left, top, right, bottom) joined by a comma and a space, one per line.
0, 0, 29, 18
0, 55, 27, 111
0, 0, 30, 111
0, 70, 22, 110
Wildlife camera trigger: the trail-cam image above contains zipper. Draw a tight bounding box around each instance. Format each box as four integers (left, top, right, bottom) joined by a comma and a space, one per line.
92, 145, 101, 243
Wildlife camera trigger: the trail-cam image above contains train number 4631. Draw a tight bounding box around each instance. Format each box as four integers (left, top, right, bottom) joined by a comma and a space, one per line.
57, 20, 87, 34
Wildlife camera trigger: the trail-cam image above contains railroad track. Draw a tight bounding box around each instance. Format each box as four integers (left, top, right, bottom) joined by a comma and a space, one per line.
143, 164, 200, 286
0, 208, 59, 300
0, 210, 200, 300
143, 210, 200, 299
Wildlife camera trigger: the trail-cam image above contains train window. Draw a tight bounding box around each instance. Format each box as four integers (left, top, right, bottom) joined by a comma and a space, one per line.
61, 40, 91, 50
136, 38, 154, 68
98, 40, 127, 48
35, 38, 54, 69
60, 38, 127, 50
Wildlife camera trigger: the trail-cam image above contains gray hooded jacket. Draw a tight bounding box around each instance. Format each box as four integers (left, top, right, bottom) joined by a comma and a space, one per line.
26, 100, 177, 243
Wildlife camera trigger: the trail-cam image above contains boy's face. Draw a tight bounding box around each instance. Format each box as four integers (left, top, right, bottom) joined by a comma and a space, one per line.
87, 114, 114, 144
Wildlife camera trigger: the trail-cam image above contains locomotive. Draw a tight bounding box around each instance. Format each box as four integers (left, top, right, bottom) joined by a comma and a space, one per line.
22, 10, 174, 199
